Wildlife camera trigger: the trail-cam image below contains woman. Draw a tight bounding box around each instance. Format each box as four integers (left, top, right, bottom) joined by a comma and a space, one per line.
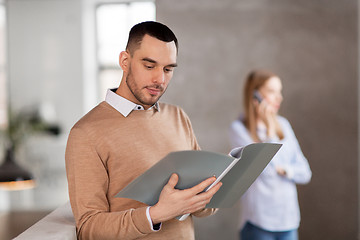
229, 70, 312, 240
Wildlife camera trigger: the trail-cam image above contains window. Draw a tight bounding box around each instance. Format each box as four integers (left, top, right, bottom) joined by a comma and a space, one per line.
96, 1, 155, 101
0, 2, 7, 129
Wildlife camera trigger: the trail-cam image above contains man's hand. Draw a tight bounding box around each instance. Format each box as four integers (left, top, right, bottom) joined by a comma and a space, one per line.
149, 173, 222, 224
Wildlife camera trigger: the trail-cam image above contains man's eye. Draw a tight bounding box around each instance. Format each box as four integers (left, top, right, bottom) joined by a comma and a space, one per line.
145, 65, 154, 69
164, 68, 173, 73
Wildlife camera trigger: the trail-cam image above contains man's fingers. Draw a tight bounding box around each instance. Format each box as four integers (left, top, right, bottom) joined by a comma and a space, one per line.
206, 182, 222, 195
166, 173, 179, 189
189, 181, 221, 207
189, 176, 217, 194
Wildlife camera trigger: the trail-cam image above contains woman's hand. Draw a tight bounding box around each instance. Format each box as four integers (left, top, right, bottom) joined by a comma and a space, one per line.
276, 166, 287, 177
255, 99, 277, 138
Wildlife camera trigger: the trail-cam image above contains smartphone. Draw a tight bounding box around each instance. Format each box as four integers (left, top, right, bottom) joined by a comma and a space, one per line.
253, 90, 263, 103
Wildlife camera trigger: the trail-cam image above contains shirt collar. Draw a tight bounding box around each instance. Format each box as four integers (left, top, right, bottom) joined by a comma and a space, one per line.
105, 88, 160, 117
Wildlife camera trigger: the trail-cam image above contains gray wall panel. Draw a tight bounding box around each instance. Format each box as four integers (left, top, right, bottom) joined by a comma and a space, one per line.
157, 1, 358, 239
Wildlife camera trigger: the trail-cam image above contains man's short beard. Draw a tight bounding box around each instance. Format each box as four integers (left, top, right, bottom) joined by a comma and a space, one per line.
125, 65, 165, 106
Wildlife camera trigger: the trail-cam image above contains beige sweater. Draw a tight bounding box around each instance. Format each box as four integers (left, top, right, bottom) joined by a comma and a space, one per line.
65, 102, 216, 240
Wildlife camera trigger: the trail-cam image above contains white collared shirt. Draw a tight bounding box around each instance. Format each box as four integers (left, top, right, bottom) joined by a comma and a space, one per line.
105, 88, 159, 117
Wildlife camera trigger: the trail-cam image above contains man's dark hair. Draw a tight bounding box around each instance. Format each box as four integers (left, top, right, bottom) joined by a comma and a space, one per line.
126, 21, 178, 55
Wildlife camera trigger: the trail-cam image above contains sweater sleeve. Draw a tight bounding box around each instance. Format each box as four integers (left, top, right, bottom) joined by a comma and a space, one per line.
177, 107, 201, 151
65, 127, 154, 240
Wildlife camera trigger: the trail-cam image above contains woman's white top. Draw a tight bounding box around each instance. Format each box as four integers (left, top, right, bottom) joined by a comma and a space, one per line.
229, 115, 312, 232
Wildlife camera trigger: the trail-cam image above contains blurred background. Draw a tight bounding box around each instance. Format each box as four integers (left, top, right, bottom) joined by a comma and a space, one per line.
0, 0, 358, 239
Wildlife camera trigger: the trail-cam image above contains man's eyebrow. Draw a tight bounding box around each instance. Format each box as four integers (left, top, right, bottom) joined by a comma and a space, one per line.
142, 57, 156, 64
166, 63, 178, 68
142, 57, 178, 68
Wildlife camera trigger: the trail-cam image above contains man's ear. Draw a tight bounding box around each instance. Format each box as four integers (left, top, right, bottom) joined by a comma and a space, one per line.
119, 51, 130, 72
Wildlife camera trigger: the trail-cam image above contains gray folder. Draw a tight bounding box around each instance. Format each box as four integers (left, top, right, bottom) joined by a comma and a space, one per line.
116, 143, 282, 208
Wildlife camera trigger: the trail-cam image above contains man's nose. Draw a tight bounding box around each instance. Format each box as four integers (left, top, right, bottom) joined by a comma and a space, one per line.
152, 68, 165, 84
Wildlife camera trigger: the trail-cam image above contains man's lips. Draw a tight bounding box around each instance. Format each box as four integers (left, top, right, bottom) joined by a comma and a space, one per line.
146, 87, 162, 95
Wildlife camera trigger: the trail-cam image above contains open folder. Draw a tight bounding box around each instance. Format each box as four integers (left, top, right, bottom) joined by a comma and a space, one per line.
116, 143, 282, 218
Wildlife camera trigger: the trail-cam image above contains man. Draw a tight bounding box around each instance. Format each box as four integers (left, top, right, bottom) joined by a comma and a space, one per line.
65, 21, 222, 240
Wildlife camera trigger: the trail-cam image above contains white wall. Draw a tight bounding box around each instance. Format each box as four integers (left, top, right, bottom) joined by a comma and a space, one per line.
4, 0, 84, 210
8, 0, 84, 131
